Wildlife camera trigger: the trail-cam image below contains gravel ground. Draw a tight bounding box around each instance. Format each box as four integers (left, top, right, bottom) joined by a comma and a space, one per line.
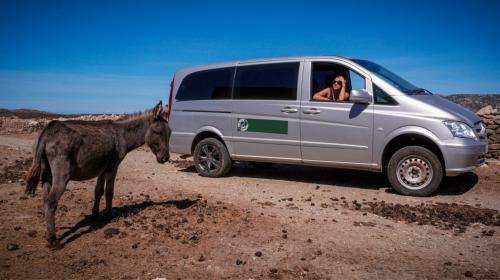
0, 133, 499, 280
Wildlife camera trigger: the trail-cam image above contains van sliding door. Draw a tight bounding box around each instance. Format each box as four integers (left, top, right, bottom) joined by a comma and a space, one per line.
229, 61, 303, 163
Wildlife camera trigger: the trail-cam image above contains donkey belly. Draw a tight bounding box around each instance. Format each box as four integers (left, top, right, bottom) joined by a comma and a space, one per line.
70, 147, 118, 181
70, 156, 113, 180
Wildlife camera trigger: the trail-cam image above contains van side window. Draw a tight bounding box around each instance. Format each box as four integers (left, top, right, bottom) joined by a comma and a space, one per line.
234, 62, 299, 100
374, 84, 398, 105
176, 67, 235, 101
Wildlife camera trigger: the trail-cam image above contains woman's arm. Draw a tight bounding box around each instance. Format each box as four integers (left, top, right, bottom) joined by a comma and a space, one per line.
312, 88, 330, 101
338, 78, 349, 101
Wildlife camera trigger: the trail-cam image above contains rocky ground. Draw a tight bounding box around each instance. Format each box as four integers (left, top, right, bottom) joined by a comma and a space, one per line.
443, 94, 500, 112
0, 129, 499, 279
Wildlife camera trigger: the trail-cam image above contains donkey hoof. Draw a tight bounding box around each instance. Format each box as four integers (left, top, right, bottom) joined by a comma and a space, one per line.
47, 239, 62, 250
91, 212, 100, 220
103, 209, 113, 217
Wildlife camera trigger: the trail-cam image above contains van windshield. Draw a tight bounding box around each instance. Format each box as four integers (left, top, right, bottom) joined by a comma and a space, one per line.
351, 59, 431, 95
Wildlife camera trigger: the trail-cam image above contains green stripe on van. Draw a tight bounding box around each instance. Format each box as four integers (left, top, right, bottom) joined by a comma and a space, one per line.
238, 118, 288, 134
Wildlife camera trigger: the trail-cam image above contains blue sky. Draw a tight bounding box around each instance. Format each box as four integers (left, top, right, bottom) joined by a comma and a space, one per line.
1, 0, 499, 113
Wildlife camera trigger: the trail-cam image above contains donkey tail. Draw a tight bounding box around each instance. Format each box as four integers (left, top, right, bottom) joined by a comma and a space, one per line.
25, 137, 45, 195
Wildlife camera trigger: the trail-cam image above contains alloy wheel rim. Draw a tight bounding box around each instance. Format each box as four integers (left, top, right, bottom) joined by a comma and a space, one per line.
196, 144, 222, 173
396, 155, 433, 190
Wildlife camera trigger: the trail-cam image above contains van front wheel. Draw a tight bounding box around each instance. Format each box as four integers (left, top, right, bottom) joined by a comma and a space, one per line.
193, 138, 232, 177
387, 146, 443, 196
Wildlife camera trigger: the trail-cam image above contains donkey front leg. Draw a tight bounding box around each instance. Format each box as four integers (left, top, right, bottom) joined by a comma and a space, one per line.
103, 167, 118, 216
91, 174, 105, 218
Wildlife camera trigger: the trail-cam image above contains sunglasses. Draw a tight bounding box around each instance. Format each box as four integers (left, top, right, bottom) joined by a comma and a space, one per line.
333, 80, 343, 85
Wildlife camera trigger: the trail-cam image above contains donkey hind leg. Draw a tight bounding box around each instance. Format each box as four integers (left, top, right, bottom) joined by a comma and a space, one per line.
44, 158, 70, 249
103, 167, 118, 216
91, 174, 105, 218
41, 158, 52, 211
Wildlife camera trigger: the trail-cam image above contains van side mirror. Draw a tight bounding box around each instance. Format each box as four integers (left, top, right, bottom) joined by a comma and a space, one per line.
350, 89, 372, 104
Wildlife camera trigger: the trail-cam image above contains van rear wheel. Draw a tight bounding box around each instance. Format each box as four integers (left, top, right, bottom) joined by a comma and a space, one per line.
387, 146, 443, 196
193, 138, 232, 177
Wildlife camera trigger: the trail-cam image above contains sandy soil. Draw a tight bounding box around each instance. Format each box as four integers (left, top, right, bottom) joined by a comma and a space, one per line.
1, 133, 499, 280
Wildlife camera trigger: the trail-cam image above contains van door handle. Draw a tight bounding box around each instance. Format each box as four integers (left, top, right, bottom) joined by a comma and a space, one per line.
303, 108, 321, 115
280, 107, 298, 113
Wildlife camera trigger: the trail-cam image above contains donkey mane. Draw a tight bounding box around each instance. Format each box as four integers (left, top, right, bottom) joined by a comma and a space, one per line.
118, 108, 155, 121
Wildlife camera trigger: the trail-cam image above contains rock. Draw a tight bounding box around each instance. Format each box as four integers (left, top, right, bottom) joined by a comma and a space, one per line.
235, 259, 243, 265
255, 251, 263, 257
7, 243, 19, 251
104, 228, 120, 238
489, 143, 500, 150
27, 230, 37, 237
482, 229, 495, 236
464, 271, 473, 277
477, 105, 494, 115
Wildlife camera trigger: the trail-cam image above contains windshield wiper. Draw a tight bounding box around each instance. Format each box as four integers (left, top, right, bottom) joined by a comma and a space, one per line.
404, 88, 432, 95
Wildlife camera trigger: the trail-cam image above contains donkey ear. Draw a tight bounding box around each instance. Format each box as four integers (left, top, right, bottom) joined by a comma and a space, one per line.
153, 101, 164, 119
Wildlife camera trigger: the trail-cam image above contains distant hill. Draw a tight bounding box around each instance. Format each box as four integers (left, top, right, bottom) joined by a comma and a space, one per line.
0, 108, 86, 119
442, 94, 500, 112
0, 108, 69, 119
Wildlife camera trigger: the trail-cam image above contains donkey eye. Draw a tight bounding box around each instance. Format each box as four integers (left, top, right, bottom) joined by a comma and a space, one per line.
152, 126, 162, 134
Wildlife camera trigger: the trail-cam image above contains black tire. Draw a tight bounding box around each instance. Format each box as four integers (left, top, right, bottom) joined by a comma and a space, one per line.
250, 162, 275, 169
387, 146, 443, 196
193, 138, 232, 177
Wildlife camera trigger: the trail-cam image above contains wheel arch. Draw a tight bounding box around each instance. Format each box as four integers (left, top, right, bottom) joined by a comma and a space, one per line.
191, 127, 232, 155
379, 127, 445, 172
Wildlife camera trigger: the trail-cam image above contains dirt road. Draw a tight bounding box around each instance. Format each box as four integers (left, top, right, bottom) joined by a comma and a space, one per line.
1, 133, 499, 279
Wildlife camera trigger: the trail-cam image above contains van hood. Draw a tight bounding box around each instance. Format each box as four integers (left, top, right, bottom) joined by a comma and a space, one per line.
411, 95, 481, 127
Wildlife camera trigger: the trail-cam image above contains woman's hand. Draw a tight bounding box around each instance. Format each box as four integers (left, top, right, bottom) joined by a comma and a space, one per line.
339, 76, 347, 88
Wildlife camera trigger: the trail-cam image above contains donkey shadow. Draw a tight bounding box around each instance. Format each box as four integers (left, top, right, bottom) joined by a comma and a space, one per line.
58, 198, 197, 247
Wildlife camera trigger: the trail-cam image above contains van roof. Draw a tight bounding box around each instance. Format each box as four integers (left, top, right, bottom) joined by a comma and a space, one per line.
175, 55, 359, 73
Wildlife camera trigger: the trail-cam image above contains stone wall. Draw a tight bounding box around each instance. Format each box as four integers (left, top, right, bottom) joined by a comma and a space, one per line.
0, 114, 123, 135
477, 106, 500, 160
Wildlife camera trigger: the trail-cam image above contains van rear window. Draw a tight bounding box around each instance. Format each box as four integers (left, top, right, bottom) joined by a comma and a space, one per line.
234, 62, 299, 100
176, 67, 235, 101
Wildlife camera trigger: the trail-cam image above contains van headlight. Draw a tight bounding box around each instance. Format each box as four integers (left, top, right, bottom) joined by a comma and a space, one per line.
443, 121, 477, 140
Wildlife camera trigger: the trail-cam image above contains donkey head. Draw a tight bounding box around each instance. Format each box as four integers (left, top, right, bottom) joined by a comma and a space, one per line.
146, 101, 171, 163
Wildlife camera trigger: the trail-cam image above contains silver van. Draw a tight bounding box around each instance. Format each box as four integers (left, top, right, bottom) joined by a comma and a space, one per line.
167, 56, 487, 196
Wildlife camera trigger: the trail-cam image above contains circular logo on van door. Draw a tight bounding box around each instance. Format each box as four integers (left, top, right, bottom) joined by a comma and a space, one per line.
237, 118, 249, 132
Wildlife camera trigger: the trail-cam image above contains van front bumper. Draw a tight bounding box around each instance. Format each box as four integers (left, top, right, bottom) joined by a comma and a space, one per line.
441, 140, 488, 176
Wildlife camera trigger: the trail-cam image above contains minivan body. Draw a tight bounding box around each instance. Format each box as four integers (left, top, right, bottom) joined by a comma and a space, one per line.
168, 56, 488, 196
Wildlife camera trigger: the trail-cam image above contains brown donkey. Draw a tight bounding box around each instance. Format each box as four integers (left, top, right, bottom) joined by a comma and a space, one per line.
25, 101, 171, 248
